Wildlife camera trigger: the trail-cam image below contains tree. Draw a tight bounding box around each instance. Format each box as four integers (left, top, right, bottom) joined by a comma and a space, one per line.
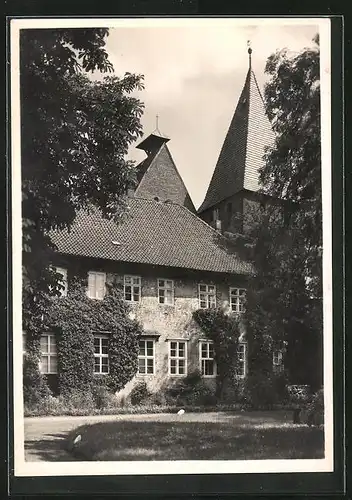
244, 34, 322, 391
21, 29, 145, 330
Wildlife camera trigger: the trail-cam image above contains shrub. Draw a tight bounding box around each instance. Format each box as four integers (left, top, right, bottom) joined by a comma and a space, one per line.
91, 379, 117, 409
164, 371, 217, 406
59, 388, 96, 411
23, 353, 52, 406
244, 372, 289, 408
306, 388, 324, 426
130, 381, 149, 405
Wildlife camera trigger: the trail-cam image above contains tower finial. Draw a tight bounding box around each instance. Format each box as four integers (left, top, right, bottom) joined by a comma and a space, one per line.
156, 114, 159, 130
247, 40, 252, 69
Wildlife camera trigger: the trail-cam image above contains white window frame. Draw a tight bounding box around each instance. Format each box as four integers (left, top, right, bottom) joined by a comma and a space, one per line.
199, 340, 216, 378
229, 287, 246, 313
93, 334, 110, 375
273, 350, 284, 371
87, 271, 106, 300
39, 333, 58, 374
124, 275, 141, 303
168, 340, 187, 376
158, 278, 174, 306
236, 342, 247, 379
138, 339, 155, 375
198, 284, 216, 309
55, 266, 68, 297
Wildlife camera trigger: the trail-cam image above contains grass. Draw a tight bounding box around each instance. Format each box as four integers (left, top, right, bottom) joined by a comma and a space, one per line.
66, 411, 324, 461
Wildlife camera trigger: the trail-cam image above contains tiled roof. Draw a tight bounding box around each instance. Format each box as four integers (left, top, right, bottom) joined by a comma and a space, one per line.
198, 68, 275, 213
134, 138, 196, 213
50, 198, 252, 275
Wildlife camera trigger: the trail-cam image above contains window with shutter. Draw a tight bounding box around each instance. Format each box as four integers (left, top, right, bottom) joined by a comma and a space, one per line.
87, 271, 106, 299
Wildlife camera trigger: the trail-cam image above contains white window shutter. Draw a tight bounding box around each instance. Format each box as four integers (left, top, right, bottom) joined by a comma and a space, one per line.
87, 272, 95, 298
97, 273, 106, 299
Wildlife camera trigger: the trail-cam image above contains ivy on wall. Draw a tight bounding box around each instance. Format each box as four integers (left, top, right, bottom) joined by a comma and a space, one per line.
23, 276, 143, 397
192, 308, 242, 399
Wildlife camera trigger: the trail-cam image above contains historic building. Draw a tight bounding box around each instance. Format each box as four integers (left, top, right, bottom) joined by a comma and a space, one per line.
32, 49, 278, 397
197, 48, 275, 235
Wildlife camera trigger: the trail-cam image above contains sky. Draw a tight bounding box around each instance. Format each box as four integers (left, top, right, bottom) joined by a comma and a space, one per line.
102, 20, 319, 209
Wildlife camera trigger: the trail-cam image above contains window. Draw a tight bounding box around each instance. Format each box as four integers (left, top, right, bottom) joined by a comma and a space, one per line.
273, 350, 284, 372
158, 279, 174, 305
230, 288, 246, 313
198, 284, 216, 309
236, 343, 247, 378
94, 334, 109, 374
40, 333, 58, 374
124, 275, 141, 302
199, 341, 216, 377
87, 271, 106, 300
212, 208, 219, 221
138, 339, 155, 375
55, 267, 68, 296
169, 341, 187, 376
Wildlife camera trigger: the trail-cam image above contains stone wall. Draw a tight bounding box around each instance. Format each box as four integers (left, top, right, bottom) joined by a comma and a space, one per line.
52, 256, 248, 398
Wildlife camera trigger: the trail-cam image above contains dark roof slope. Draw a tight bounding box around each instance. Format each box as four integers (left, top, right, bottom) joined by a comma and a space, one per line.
198, 68, 275, 213
134, 132, 196, 213
50, 198, 252, 275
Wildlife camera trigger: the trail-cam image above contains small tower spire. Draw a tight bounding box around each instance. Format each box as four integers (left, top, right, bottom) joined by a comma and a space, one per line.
247, 40, 252, 69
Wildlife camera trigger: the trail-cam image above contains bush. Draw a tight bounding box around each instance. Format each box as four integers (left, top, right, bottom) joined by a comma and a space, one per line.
164, 371, 217, 406
244, 372, 289, 409
60, 388, 96, 412
91, 379, 117, 409
130, 381, 149, 405
23, 353, 52, 406
306, 388, 324, 426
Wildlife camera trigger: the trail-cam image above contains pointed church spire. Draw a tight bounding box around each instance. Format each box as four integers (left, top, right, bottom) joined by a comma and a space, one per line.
198, 47, 275, 214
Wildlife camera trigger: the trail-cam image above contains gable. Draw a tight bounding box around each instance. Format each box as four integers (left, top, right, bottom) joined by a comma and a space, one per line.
135, 143, 196, 212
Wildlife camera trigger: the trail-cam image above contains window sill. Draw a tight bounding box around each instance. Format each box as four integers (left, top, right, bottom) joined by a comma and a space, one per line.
136, 373, 155, 377
201, 374, 217, 378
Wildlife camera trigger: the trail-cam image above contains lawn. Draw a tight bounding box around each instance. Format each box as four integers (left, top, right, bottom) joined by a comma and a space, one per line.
66, 411, 324, 461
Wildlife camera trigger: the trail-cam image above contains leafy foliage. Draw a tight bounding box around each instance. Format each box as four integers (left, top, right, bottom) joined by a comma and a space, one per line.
193, 308, 241, 399
45, 278, 142, 394
21, 28, 145, 332
242, 35, 323, 391
23, 353, 52, 405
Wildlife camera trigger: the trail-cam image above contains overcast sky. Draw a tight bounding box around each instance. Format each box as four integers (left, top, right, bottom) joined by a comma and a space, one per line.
104, 20, 319, 209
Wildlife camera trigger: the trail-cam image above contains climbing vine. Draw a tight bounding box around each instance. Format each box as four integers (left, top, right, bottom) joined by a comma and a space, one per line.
193, 308, 242, 399
23, 276, 143, 399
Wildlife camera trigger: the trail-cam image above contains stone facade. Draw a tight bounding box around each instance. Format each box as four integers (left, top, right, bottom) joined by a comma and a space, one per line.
52, 254, 247, 397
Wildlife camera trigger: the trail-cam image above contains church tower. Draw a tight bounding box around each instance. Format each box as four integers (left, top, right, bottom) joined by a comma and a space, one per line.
198, 46, 275, 234
131, 125, 196, 213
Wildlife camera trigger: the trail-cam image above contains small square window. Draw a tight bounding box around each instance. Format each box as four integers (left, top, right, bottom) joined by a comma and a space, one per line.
124, 275, 141, 302
158, 279, 174, 305
230, 288, 246, 313
198, 284, 216, 309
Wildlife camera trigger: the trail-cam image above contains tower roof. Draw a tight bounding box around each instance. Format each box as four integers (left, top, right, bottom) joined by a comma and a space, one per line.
133, 130, 196, 213
198, 59, 275, 214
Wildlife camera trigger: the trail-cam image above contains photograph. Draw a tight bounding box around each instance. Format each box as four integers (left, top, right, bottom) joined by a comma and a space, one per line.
10, 16, 333, 477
